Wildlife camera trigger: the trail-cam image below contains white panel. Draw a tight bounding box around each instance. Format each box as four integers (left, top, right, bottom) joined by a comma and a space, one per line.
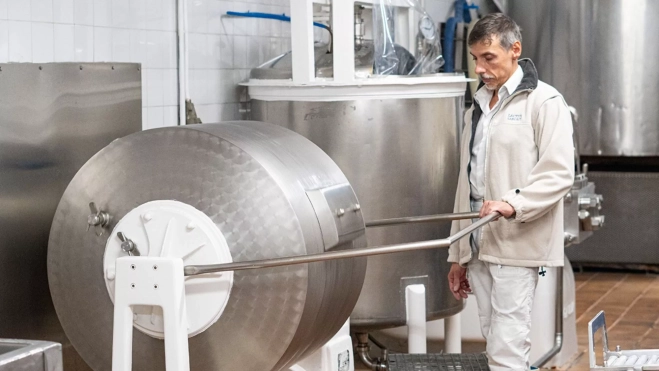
112, 28, 130, 61
8, 1, 30, 21
207, 34, 220, 68
219, 69, 234, 103
0, 20, 8, 62
231, 2, 247, 36
74, 0, 94, 25
94, 26, 112, 61
246, 35, 259, 67
0, 0, 7, 20
219, 33, 232, 68
220, 103, 238, 120
232, 35, 246, 69
207, 69, 221, 103
73, 24, 94, 61
146, 106, 164, 129
187, 0, 207, 33
94, 0, 112, 26
8, 21, 32, 62
54, 23, 74, 61
32, 0, 54, 22
32, 22, 54, 62
215, 1, 232, 35
53, 0, 74, 23
129, 0, 146, 29
129, 29, 146, 63
142, 106, 148, 129
141, 67, 148, 105
112, 0, 130, 28
165, 31, 176, 68
164, 105, 178, 126
162, 0, 175, 31
187, 32, 207, 69
189, 69, 208, 104
146, 30, 165, 68
145, 0, 163, 30
163, 68, 178, 106
146, 68, 164, 106
207, 0, 221, 34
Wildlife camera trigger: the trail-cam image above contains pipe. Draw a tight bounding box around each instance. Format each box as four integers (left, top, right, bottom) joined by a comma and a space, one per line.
444, 313, 461, 353
368, 334, 388, 361
406, 284, 427, 354
183, 212, 499, 276
177, 0, 189, 125
365, 211, 479, 228
225, 11, 330, 31
355, 333, 388, 371
532, 267, 564, 368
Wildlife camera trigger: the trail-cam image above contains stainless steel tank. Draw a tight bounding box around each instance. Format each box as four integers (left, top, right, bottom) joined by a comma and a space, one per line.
0, 63, 142, 371
47, 121, 367, 371
506, 0, 659, 156
248, 52, 465, 327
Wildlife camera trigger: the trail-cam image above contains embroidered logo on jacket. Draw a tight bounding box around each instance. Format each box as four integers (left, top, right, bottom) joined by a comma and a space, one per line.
507, 113, 523, 121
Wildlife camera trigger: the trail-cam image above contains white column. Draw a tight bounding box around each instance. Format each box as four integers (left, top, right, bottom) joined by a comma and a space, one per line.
290, 0, 315, 83
444, 314, 461, 353
406, 284, 427, 354
332, 0, 355, 83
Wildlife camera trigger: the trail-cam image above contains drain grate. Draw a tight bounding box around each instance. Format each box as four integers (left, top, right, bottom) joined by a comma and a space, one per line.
387, 353, 490, 371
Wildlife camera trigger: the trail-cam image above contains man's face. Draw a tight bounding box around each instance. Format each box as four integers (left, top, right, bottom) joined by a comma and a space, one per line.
469, 35, 521, 91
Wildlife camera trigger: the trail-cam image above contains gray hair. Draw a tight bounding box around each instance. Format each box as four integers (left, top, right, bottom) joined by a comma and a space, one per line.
468, 13, 522, 50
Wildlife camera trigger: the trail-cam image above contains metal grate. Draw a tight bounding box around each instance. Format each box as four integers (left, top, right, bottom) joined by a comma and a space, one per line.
388, 353, 490, 371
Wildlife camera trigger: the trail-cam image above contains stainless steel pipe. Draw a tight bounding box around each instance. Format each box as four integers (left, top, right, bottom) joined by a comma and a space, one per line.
532, 266, 564, 368
184, 213, 499, 276
365, 212, 480, 228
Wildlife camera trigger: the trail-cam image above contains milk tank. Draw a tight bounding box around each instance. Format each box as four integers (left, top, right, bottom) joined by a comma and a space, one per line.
247, 44, 468, 328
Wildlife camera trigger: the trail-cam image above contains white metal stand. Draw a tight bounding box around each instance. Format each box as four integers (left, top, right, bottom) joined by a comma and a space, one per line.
406, 284, 427, 354
112, 256, 190, 371
291, 320, 354, 371
444, 313, 461, 353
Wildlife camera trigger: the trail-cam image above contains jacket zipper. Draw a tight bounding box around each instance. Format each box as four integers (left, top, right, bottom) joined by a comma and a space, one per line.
478, 88, 532, 247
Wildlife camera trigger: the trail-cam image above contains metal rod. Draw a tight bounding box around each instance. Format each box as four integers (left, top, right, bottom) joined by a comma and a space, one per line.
184, 213, 499, 276
365, 212, 480, 228
532, 266, 564, 368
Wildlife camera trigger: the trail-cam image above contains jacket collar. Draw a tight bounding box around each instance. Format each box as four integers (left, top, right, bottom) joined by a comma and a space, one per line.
475, 58, 539, 94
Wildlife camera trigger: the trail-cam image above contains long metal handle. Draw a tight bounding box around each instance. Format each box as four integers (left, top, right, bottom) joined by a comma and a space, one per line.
183, 212, 499, 276
365, 212, 480, 228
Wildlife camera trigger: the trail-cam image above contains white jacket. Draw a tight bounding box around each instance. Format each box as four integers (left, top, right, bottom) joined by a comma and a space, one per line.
448, 59, 575, 268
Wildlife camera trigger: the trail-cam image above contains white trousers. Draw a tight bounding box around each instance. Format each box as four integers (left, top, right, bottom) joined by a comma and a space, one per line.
469, 200, 539, 371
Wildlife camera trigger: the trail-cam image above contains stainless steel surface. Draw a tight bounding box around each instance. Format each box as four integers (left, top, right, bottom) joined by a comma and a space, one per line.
0, 63, 141, 371
365, 212, 479, 228
250, 97, 464, 328
48, 121, 367, 371
588, 311, 659, 370
566, 172, 659, 266
532, 267, 564, 368
506, 0, 659, 156
184, 213, 498, 275
0, 339, 63, 371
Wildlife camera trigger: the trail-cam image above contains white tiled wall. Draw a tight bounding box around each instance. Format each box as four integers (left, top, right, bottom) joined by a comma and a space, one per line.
0, 0, 456, 129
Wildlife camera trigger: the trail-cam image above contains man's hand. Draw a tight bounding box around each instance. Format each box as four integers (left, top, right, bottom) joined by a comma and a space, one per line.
448, 263, 471, 300
479, 200, 515, 219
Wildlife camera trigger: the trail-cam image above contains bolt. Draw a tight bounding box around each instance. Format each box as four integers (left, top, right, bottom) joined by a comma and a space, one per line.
186, 221, 196, 231
337, 208, 345, 217
153, 265, 158, 270
130, 264, 136, 270
153, 284, 158, 289
131, 283, 135, 289
106, 268, 116, 281
353, 204, 361, 212
143, 213, 153, 222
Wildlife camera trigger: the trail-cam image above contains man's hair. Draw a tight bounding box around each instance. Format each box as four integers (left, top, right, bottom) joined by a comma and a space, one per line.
468, 13, 522, 50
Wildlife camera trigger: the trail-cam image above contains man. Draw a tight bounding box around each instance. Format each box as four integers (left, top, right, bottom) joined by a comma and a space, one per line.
447, 13, 575, 371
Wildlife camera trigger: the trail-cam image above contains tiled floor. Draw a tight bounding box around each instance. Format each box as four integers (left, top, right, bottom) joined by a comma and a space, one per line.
356, 271, 659, 371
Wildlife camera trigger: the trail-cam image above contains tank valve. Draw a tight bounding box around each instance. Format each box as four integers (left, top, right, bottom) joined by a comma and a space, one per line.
87, 202, 111, 236
117, 232, 140, 256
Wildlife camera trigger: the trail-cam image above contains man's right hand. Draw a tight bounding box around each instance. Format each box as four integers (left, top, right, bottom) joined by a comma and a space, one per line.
448, 263, 471, 300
